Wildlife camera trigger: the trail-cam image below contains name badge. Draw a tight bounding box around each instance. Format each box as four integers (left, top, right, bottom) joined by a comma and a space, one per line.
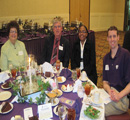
18, 51, 23, 56
116, 65, 119, 69
105, 65, 109, 71
59, 45, 63, 51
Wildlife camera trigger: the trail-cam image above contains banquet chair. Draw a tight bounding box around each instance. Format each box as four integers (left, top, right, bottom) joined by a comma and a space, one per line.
105, 99, 130, 120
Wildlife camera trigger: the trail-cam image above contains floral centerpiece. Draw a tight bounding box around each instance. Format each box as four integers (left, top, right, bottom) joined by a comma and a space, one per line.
11, 75, 50, 105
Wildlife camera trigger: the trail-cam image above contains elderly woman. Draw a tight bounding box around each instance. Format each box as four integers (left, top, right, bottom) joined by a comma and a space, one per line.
1, 21, 28, 71
71, 25, 97, 85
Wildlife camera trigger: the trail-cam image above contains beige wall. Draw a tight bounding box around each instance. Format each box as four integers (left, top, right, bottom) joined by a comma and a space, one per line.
90, 0, 125, 31
0, 0, 69, 28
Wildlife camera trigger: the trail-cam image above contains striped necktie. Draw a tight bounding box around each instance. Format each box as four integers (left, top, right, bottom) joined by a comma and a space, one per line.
51, 38, 59, 66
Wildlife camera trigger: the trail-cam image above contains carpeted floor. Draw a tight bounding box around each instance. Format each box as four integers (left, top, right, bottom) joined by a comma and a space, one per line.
95, 31, 125, 88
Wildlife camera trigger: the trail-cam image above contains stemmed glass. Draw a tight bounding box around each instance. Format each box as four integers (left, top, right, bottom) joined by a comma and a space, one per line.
84, 84, 91, 97
58, 104, 67, 120
71, 70, 77, 81
56, 60, 60, 76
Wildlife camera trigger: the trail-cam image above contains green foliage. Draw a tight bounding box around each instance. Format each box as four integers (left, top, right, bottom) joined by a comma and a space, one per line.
11, 75, 50, 105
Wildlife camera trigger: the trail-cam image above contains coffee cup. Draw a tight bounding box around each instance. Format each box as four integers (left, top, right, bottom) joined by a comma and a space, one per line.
93, 91, 100, 103
81, 71, 87, 80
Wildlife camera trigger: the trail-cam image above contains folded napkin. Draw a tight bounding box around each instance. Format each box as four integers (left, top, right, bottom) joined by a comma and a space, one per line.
60, 68, 72, 80
73, 79, 82, 93
0, 71, 9, 83
41, 62, 54, 74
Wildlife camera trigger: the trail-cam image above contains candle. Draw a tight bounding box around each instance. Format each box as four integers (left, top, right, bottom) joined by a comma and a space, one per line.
29, 57, 32, 84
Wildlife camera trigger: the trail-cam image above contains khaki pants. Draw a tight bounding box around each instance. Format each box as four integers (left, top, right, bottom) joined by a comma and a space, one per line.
105, 94, 129, 116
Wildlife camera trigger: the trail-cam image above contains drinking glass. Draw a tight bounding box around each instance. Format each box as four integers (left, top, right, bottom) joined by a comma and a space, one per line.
84, 84, 91, 97
56, 60, 60, 76
58, 104, 67, 120
76, 68, 81, 79
8, 64, 13, 78
71, 70, 77, 81
67, 108, 76, 120
11, 67, 17, 79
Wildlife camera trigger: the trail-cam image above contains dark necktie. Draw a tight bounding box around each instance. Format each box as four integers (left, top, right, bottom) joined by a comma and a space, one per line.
51, 38, 59, 65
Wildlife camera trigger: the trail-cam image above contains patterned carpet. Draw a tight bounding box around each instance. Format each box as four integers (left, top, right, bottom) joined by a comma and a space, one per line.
95, 31, 125, 88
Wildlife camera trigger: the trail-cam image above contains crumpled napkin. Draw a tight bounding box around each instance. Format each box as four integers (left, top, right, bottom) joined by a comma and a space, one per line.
73, 79, 82, 92
0, 71, 10, 83
60, 68, 72, 80
41, 62, 54, 74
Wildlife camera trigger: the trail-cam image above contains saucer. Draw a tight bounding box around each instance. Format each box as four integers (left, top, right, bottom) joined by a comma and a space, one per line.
91, 96, 103, 105
79, 76, 89, 82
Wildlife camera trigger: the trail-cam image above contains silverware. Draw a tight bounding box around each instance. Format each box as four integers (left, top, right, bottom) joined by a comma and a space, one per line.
85, 103, 103, 109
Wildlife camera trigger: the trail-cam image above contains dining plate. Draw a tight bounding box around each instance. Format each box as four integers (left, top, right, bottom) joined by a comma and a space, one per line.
91, 96, 103, 105
53, 105, 68, 116
0, 103, 13, 114
1, 82, 11, 90
61, 85, 73, 92
46, 98, 59, 107
0, 91, 12, 101
79, 76, 89, 82
57, 76, 66, 83
51, 89, 63, 97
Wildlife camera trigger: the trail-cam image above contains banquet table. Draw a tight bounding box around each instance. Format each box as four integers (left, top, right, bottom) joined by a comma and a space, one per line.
0, 68, 106, 120
0, 69, 81, 120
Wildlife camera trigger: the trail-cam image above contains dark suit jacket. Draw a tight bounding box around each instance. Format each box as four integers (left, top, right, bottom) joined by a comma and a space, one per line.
71, 35, 97, 85
123, 31, 130, 52
40, 34, 69, 67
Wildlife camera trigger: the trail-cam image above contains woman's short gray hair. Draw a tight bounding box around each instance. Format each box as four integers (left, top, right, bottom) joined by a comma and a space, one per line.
52, 16, 63, 27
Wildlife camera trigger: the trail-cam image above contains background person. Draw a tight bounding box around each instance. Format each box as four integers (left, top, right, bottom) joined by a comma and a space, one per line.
103, 26, 130, 116
1, 21, 28, 71
71, 25, 97, 85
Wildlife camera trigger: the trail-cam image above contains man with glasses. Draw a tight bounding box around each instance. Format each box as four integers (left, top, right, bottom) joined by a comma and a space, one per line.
40, 17, 69, 67
103, 26, 130, 116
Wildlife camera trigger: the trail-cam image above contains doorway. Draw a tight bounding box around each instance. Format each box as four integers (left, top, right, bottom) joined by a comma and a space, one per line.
124, 0, 130, 31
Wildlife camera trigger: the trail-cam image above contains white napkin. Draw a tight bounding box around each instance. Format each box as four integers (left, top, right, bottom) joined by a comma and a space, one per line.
41, 62, 54, 74
11, 95, 18, 103
73, 79, 82, 92
0, 71, 9, 83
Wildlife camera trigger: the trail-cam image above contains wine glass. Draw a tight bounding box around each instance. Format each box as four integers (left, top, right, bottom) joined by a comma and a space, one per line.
56, 60, 60, 76
71, 70, 77, 81
11, 66, 17, 79
84, 84, 91, 97
58, 104, 67, 120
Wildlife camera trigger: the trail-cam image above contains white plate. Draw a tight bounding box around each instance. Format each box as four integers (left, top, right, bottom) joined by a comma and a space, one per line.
1, 83, 11, 90
51, 89, 63, 97
91, 96, 103, 105
79, 76, 89, 82
53, 105, 68, 116
0, 91, 12, 101
61, 85, 73, 92
57, 76, 66, 83
80, 104, 102, 120
44, 73, 54, 78
46, 98, 59, 107
0, 103, 13, 114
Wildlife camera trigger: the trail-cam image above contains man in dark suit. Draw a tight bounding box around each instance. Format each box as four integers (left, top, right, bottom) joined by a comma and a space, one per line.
40, 17, 69, 67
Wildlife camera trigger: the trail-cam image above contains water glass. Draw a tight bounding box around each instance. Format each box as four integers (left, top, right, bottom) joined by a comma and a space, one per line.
71, 70, 77, 81
58, 104, 67, 120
